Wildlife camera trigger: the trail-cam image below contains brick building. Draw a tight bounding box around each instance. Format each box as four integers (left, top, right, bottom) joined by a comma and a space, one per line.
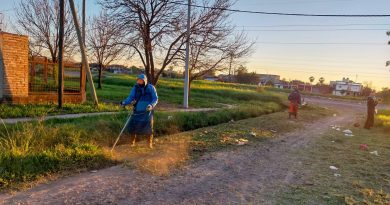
0, 32, 86, 104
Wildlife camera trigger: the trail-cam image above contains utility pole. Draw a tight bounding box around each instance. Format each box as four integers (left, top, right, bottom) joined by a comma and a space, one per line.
58, 0, 65, 108
68, 0, 99, 106
183, 0, 191, 108
82, 0, 86, 46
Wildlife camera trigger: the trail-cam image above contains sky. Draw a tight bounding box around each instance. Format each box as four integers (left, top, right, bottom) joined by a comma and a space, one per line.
1, 0, 389, 89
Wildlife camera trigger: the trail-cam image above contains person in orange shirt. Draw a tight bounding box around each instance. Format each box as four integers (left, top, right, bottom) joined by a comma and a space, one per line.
288, 88, 302, 119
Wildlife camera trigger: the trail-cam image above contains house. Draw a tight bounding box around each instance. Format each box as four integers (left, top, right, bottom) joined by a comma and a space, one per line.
258, 74, 280, 85
330, 78, 362, 96
204, 75, 219, 81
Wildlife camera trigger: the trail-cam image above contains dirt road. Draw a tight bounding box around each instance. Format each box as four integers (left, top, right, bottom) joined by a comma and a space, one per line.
0, 98, 376, 204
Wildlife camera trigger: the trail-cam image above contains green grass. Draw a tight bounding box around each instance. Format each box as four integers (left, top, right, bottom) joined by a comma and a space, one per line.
95, 73, 285, 108
1, 73, 285, 118
0, 103, 120, 119
277, 125, 389, 204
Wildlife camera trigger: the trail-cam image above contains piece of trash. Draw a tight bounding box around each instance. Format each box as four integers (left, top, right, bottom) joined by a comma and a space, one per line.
90, 170, 98, 173
167, 116, 173, 120
345, 134, 354, 137
359, 144, 368, 150
333, 114, 337, 117
329, 166, 338, 170
370, 151, 379, 156
249, 131, 257, 137
270, 129, 277, 133
334, 173, 341, 177
236, 138, 248, 145
343, 129, 353, 134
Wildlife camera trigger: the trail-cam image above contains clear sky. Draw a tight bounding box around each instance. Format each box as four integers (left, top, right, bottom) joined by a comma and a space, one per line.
1, 0, 389, 89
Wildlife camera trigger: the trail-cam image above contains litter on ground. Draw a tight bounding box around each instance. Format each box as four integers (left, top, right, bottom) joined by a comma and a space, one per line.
334, 173, 341, 177
359, 144, 368, 150
330, 166, 339, 170
345, 134, 354, 137
90, 170, 98, 173
370, 151, 379, 156
236, 138, 248, 146
343, 129, 353, 134
250, 132, 257, 137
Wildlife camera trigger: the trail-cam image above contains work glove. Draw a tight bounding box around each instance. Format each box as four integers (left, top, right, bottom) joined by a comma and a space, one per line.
146, 105, 153, 111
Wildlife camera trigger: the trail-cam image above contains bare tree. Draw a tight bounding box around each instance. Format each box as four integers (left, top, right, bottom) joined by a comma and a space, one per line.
188, 30, 254, 90
100, 0, 239, 85
16, 0, 77, 62
87, 12, 126, 89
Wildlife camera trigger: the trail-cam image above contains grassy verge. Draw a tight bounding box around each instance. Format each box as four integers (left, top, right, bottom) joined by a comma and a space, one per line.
0, 103, 120, 119
277, 119, 389, 204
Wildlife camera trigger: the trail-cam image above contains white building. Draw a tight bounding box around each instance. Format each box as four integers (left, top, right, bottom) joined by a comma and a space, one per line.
330, 79, 362, 96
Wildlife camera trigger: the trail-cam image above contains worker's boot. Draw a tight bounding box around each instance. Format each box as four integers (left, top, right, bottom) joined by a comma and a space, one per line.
130, 134, 136, 147
147, 135, 154, 149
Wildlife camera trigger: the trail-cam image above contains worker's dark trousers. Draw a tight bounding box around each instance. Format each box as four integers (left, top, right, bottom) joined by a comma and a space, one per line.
129, 118, 154, 145
364, 111, 375, 129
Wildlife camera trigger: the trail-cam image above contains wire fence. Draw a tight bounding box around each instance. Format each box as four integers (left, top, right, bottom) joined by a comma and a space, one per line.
29, 57, 82, 94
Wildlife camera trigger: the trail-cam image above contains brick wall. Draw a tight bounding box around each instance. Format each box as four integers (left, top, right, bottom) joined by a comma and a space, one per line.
0, 32, 29, 102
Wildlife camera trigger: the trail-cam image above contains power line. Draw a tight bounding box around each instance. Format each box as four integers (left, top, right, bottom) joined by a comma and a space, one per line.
254, 42, 384, 45
238, 23, 390, 28
242, 28, 389, 32
169, 1, 390, 17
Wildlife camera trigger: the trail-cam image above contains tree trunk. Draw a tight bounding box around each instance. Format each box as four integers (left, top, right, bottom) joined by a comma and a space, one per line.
188, 78, 193, 99
98, 64, 103, 89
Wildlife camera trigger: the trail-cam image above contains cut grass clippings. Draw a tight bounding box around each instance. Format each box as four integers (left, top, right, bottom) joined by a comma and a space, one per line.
277, 124, 390, 204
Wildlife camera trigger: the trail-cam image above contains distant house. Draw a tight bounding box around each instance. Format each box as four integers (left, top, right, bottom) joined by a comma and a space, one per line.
258, 74, 280, 85
273, 80, 312, 92
330, 78, 362, 96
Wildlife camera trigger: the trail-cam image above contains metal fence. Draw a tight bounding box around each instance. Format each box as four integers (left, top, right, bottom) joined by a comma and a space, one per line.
29, 57, 82, 94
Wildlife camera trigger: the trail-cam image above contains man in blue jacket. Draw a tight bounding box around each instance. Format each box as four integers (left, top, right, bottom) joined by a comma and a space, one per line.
121, 74, 158, 148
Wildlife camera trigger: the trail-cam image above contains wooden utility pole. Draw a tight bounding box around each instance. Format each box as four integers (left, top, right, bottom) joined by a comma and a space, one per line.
58, 0, 65, 108
183, 0, 191, 108
68, 0, 99, 106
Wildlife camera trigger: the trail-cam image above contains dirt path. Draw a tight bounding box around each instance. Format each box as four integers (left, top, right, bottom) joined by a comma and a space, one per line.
0, 98, 368, 204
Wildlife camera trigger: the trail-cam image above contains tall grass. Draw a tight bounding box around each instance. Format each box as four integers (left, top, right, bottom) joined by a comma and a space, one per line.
0, 120, 112, 190
0, 103, 120, 119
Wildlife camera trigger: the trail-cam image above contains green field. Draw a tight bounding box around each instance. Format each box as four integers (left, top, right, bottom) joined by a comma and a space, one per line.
1, 73, 284, 118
